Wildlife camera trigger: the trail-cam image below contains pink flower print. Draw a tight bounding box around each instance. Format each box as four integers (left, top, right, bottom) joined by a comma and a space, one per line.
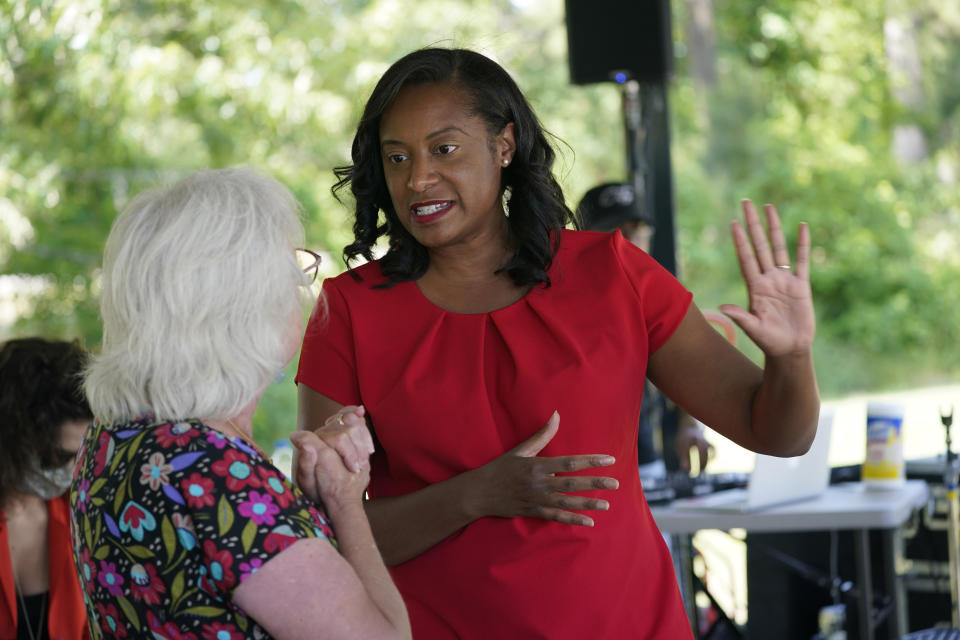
258, 466, 294, 508
211, 449, 261, 492
206, 429, 229, 449
97, 560, 125, 596
238, 491, 280, 526
75, 477, 91, 513
180, 473, 215, 509
129, 562, 167, 604
93, 430, 115, 475
140, 452, 174, 490
95, 602, 127, 638
201, 622, 243, 640
156, 421, 198, 448
240, 558, 263, 582
238, 557, 263, 583
200, 540, 236, 593
148, 611, 198, 640
77, 548, 98, 593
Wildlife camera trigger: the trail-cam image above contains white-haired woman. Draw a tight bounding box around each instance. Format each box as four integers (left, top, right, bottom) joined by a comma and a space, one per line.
70, 168, 410, 639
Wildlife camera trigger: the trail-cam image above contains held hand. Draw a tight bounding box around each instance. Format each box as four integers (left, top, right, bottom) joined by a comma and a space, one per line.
719, 200, 815, 357
472, 411, 619, 527
314, 405, 375, 473
290, 430, 370, 511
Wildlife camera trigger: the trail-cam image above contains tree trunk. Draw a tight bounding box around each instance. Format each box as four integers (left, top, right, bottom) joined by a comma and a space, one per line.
685, 0, 716, 88
884, 0, 928, 163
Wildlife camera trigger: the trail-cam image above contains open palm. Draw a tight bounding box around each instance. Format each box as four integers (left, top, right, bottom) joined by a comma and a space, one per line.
719, 200, 815, 357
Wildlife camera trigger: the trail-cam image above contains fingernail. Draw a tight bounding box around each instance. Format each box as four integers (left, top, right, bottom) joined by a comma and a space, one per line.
599, 456, 615, 465
584, 518, 595, 527
599, 501, 610, 510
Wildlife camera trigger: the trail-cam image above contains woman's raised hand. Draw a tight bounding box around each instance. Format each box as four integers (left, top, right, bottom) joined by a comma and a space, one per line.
470, 412, 619, 527
719, 200, 815, 357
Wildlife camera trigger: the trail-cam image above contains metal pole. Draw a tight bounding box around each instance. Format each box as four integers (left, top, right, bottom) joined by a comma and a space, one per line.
854, 530, 874, 639
882, 528, 907, 639
621, 79, 647, 219
639, 82, 678, 276
620, 79, 678, 277
670, 533, 700, 637
944, 463, 960, 627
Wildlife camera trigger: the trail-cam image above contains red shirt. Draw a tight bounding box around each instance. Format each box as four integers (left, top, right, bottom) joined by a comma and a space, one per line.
298, 230, 694, 639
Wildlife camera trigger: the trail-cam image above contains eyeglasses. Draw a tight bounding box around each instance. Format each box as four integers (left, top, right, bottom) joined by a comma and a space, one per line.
296, 248, 322, 284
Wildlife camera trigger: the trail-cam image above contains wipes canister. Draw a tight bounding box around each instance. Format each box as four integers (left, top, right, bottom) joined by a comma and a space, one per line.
862, 401, 905, 489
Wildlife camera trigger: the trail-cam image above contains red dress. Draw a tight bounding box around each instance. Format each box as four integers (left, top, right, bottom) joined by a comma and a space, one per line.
297, 230, 694, 639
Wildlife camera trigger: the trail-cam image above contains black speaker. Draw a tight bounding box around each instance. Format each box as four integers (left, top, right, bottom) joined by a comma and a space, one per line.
565, 0, 674, 85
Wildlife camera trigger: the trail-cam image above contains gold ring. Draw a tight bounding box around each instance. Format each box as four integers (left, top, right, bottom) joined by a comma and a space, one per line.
336, 413, 345, 426
776, 264, 791, 270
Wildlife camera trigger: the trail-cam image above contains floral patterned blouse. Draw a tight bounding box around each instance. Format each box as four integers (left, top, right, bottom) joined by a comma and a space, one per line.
69, 416, 337, 639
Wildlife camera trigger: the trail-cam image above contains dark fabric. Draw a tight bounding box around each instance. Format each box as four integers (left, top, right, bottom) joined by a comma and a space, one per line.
15, 592, 48, 640
638, 380, 664, 466
70, 416, 337, 638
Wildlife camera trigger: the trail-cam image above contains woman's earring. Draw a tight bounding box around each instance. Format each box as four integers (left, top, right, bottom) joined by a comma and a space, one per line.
502, 158, 510, 166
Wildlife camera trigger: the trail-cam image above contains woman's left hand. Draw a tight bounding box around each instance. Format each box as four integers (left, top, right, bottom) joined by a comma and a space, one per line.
719, 200, 815, 357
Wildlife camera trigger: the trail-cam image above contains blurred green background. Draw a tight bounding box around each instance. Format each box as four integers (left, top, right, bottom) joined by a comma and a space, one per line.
2, 0, 959, 449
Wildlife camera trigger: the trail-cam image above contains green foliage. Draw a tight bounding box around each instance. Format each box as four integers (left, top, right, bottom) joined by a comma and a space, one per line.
671, 0, 960, 393
2, 0, 959, 447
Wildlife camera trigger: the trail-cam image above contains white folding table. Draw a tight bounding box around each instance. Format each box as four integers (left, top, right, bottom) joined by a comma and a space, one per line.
650, 480, 930, 639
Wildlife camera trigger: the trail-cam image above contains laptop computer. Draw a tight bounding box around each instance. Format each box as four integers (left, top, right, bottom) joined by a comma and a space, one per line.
672, 408, 835, 513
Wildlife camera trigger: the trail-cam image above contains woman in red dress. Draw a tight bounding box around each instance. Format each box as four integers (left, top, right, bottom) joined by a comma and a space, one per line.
297, 48, 819, 639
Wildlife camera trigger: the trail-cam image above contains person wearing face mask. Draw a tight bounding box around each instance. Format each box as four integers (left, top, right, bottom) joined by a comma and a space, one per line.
0, 337, 92, 640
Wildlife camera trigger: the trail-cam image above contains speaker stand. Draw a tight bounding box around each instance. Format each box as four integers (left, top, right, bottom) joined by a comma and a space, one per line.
621, 79, 678, 277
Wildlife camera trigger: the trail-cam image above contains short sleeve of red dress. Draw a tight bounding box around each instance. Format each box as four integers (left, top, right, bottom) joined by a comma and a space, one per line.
297, 277, 362, 406
608, 228, 693, 354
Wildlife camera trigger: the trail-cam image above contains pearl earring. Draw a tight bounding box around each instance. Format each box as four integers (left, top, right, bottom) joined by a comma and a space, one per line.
502, 158, 510, 166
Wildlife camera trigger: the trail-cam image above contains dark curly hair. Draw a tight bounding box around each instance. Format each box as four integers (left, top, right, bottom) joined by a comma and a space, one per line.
0, 338, 92, 508
333, 47, 577, 287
